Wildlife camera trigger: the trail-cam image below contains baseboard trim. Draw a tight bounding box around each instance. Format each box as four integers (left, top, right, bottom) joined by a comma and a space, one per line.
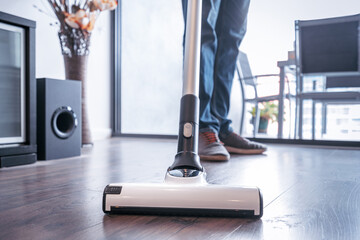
92, 128, 112, 141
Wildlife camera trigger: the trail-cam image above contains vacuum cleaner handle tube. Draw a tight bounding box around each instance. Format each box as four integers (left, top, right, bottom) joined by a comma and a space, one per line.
182, 0, 202, 97
169, 0, 203, 172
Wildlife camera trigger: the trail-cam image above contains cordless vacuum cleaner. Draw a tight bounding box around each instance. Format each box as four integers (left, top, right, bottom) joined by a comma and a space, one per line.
103, 0, 263, 218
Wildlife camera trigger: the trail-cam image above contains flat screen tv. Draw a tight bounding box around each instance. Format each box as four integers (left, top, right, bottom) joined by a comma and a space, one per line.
0, 20, 26, 144
0, 11, 36, 167
296, 14, 360, 75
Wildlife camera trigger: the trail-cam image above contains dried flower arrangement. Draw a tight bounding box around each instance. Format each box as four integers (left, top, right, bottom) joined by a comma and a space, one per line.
47, 0, 117, 57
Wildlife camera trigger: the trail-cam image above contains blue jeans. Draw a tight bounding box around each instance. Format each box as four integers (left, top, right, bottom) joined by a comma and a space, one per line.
182, 0, 250, 138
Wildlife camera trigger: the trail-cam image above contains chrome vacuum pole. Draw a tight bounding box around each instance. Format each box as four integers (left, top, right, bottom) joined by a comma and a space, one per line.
168, 0, 203, 173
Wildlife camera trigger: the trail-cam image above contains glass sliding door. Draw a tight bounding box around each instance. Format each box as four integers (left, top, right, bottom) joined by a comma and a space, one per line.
115, 0, 184, 136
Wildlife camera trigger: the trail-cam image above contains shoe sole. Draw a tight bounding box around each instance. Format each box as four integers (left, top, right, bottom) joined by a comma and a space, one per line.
225, 146, 267, 155
199, 154, 229, 161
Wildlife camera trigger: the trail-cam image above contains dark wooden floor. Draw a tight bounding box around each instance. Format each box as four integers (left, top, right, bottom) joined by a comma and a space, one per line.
1, 138, 360, 240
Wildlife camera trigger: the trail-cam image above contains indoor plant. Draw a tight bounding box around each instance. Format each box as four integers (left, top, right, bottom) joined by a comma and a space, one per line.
249, 101, 279, 133
47, 0, 117, 145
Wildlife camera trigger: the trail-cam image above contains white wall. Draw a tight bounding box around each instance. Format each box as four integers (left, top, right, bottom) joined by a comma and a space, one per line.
0, 0, 112, 140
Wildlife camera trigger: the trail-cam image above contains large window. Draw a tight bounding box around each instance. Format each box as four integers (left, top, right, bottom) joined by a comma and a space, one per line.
113, 2, 360, 147
113, 0, 184, 136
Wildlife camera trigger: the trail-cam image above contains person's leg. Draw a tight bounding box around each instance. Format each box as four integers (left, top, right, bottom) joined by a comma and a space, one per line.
211, 0, 250, 139
198, 0, 223, 133
182, 0, 229, 161
182, 0, 222, 133
212, 0, 267, 154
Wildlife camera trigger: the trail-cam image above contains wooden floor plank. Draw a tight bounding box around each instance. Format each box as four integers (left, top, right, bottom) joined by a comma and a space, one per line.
0, 138, 359, 239
261, 179, 360, 240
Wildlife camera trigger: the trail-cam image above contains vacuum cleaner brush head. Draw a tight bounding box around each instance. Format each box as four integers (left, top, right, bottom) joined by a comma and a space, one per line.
103, 172, 263, 218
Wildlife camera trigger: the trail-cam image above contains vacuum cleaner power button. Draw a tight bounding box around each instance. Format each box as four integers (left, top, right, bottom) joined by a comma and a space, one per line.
183, 123, 193, 138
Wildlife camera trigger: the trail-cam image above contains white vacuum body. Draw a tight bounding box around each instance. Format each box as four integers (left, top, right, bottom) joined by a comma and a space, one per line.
103, 171, 263, 218
103, 0, 263, 218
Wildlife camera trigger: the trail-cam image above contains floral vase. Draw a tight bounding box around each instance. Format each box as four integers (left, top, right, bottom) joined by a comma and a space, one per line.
59, 31, 93, 146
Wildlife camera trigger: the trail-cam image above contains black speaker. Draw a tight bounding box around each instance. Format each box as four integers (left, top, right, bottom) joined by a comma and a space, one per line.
37, 78, 81, 160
